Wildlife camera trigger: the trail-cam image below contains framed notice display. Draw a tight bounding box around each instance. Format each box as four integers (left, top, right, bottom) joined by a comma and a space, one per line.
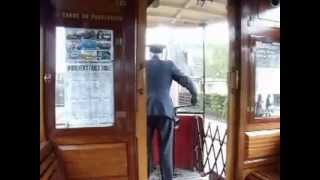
250, 40, 280, 122
55, 27, 115, 129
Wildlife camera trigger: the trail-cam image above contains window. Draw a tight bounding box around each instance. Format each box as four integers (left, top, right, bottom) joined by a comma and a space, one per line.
253, 41, 280, 120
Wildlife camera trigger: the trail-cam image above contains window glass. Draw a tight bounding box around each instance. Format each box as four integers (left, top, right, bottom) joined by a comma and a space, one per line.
254, 41, 280, 119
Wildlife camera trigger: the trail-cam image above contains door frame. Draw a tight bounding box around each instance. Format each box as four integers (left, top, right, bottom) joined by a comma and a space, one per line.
142, 0, 241, 179
226, 0, 242, 179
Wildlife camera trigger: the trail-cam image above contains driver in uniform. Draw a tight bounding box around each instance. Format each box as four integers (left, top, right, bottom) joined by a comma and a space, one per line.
146, 44, 197, 180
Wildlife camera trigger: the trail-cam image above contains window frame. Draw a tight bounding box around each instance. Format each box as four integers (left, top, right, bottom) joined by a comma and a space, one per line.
247, 33, 280, 130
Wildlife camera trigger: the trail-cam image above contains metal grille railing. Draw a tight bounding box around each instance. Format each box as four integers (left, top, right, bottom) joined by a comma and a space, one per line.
194, 117, 227, 180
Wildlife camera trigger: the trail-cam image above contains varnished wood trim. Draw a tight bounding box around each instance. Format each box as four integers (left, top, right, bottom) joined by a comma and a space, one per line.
244, 156, 279, 169
245, 130, 280, 160
247, 33, 280, 126
52, 133, 132, 145
40, 24, 46, 143
58, 143, 127, 153
225, 0, 241, 180
44, 3, 131, 138
135, 0, 148, 179
40, 152, 56, 176
40, 141, 54, 162
41, 160, 58, 180
246, 123, 279, 131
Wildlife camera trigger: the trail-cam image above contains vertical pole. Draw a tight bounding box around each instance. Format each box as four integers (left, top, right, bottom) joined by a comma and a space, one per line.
201, 23, 207, 121
199, 22, 207, 176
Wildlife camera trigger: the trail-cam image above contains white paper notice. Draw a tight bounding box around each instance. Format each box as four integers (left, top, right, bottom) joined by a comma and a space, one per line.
56, 27, 115, 129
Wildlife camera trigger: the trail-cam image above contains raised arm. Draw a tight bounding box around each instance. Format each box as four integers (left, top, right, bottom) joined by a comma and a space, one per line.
170, 61, 198, 104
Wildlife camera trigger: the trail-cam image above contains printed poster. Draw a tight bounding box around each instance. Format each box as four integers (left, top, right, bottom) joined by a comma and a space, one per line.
62, 27, 115, 128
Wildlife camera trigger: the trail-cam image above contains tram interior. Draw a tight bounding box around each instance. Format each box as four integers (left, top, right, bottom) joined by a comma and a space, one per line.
40, 0, 280, 180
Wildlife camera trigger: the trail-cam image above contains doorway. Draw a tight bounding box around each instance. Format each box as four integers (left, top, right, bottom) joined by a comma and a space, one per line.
145, 1, 230, 179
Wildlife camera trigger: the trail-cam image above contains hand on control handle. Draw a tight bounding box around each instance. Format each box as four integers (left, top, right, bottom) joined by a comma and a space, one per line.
191, 95, 198, 106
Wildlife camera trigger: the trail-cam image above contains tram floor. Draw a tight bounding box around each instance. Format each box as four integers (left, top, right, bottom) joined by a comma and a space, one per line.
149, 167, 208, 180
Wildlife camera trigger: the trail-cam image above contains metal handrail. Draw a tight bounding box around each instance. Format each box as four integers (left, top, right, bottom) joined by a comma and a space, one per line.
174, 104, 194, 111
175, 111, 204, 115
174, 104, 204, 115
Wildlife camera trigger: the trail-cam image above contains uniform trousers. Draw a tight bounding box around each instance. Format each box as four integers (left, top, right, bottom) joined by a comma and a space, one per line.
147, 116, 174, 180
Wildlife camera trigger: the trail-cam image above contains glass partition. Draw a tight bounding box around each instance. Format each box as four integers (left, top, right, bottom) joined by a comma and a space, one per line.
253, 41, 280, 120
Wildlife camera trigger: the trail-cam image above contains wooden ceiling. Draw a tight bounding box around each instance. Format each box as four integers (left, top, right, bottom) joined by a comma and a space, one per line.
147, 0, 227, 27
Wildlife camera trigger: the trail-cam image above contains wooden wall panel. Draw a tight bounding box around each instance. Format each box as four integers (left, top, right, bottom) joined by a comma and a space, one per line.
246, 170, 280, 180
41, 141, 65, 180
54, 0, 122, 14
41, 160, 59, 180
42, 0, 146, 179
232, 0, 280, 178
245, 130, 280, 160
41, 152, 56, 175
58, 143, 128, 179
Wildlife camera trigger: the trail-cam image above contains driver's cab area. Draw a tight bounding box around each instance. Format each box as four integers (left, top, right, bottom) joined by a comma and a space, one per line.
145, 0, 280, 179
145, 1, 230, 178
